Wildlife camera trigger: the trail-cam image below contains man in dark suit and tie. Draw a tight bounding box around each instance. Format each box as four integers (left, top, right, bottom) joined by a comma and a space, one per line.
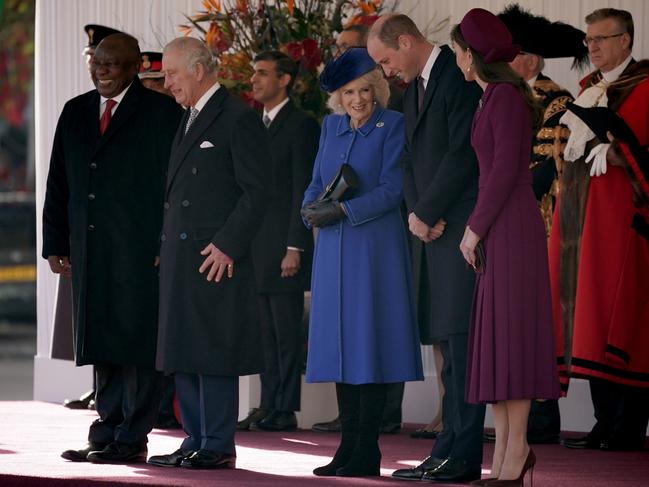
147, 37, 269, 470
235, 51, 319, 432
368, 14, 485, 483
43, 33, 182, 463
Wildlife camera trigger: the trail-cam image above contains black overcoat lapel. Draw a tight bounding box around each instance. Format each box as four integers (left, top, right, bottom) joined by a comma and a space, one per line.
166, 88, 228, 192
92, 79, 143, 157
414, 46, 453, 132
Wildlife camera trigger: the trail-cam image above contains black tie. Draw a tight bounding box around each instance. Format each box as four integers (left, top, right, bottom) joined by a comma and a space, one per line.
417, 76, 426, 113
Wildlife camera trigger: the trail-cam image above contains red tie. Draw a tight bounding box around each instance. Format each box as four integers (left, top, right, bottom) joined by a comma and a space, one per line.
100, 99, 117, 135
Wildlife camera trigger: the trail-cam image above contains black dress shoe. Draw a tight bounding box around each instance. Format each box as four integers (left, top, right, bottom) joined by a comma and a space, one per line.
148, 448, 194, 467
61, 442, 107, 462
180, 449, 236, 469
410, 428, 439, 439
380, 422, 402, 434
312, 417, 341, 432
256, 411, 297, 431
421, 458, 481, 483
154, 415, 182, 430
562, 435, 603, 450
86, 442, 148, 464
63, 389, 96, 410
392, 456, 446, 480
237, 408, 268, 431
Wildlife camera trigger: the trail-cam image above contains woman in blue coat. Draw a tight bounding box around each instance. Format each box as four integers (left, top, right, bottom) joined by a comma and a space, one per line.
302, 48, 423, 477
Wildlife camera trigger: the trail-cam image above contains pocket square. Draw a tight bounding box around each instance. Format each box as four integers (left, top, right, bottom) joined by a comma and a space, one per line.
200, 141, 214, 148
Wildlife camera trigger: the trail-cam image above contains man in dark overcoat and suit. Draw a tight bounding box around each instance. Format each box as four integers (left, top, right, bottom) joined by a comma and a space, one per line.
369, 14, 486, 483
236, 51, 319, 432
147, 37, 269, 470
43, 33, 182, 463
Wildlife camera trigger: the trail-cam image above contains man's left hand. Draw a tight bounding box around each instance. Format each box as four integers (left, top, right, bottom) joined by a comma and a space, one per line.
199, 243, 234, 282
281, 249, 301, 278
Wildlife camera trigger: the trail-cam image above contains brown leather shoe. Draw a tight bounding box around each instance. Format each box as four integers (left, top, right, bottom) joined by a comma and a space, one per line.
148, 448, 194, 467
180, 449, 236, 469
86, 442, 147, 464
61, 442, 107, 462
237, 408, 268, 431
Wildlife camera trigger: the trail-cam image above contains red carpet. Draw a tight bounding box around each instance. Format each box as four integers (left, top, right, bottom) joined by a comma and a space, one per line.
0, 401, 647, 486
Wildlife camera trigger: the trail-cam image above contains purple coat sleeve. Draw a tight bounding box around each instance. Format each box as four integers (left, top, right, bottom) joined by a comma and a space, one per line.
467, 85, 532, 238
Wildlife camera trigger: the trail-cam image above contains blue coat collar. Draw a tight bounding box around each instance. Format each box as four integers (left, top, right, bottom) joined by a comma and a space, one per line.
336, 106, 386, 137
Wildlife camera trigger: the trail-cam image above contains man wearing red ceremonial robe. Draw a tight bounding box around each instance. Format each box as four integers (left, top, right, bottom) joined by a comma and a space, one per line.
549, 8, 649, 451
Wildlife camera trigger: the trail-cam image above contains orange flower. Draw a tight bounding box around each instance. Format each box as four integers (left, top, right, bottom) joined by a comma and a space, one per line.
287, 0, 295, 16
236, 0, 248, 13
357, 1, 376, 14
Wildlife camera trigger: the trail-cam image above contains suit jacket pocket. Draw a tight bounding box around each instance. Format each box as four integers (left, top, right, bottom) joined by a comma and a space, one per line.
192, 226, 219, 253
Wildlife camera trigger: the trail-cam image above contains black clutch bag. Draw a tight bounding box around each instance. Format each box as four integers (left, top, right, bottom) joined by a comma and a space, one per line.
316, 163, 359, 202
473, 241, 486, 274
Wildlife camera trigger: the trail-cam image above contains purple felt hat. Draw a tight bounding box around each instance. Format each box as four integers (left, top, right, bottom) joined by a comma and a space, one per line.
459, 8, 520, 63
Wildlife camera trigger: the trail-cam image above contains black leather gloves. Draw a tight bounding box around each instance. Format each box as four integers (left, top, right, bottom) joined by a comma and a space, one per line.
301, 199, 346, 228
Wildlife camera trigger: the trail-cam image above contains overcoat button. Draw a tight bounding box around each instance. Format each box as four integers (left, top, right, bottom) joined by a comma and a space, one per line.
164, 202, 170, 209
180, 232, 188, 240
88, 224, 95, 231
88, 193, 95, 200
90, 163, 97, 169
191, 167, 198, 175
182, 200, 190, 207
160, 234, 167, 242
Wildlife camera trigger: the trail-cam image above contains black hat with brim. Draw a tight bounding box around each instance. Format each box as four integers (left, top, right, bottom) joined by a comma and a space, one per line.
498, 4, 589, 69
84, 24, 123, 48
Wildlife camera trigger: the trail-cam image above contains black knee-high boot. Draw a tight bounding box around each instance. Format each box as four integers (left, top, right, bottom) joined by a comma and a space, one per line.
336, 383, 387, 477
313, 383, 359, 476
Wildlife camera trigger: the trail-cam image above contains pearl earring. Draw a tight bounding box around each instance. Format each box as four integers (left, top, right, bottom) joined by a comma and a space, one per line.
466, 66, 472, 72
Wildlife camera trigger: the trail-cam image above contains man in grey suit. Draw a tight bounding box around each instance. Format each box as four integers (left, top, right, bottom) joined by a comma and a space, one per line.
368, 14, 485, 483
147, 37, 269, 470
236, 51, 319, 432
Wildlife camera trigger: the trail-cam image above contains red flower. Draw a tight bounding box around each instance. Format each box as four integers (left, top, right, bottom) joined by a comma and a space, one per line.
285, 42, 303, 61
301, 38, 321, 70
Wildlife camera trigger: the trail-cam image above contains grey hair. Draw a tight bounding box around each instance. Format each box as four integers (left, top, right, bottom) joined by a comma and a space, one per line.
164, 37, 218, 74
326, 68, 390, 114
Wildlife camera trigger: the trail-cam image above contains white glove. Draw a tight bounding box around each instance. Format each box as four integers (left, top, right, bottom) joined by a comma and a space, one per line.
586, 143, 610, 177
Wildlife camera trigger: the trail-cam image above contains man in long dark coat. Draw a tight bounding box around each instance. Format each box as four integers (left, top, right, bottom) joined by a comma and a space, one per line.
43, 33, 182, 463
147, 37, 269, 470
369, 14, 485, 483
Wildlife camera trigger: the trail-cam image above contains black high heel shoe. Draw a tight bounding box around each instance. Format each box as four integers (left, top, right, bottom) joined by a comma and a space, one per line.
485, 449, 536, 487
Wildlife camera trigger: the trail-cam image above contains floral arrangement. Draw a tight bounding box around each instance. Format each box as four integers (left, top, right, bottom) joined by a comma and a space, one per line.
0, 0, 34, 129
180, 0, 390, 119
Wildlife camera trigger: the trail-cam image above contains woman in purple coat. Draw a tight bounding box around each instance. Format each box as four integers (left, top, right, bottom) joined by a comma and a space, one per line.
451, 9, 560, 486
301, 48, 423, 477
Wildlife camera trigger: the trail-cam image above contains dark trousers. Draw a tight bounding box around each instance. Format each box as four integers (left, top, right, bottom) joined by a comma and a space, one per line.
259, 292, 304, 412
383, 382, 405, 424
431, 334, 485, 465
175, 373, 238, 454
89, 364, 162, 446
590, 378, 649, 446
